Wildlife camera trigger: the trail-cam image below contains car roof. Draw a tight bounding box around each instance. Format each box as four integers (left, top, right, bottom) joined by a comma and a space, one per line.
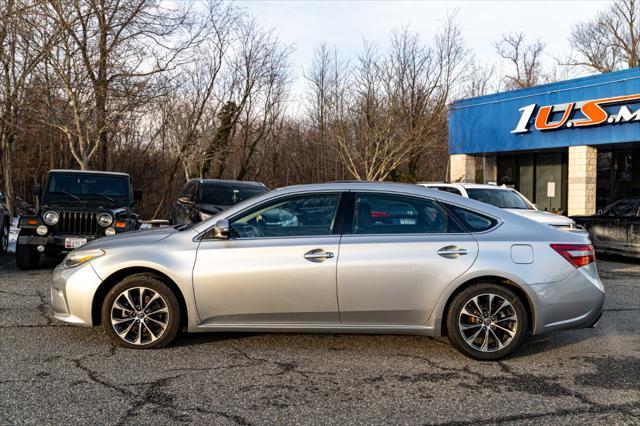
190, 179, 267, 187
419, 182, 514, 190
48, 169, 130, 177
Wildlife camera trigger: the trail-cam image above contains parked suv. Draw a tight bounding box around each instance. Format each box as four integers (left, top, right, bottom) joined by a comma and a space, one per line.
419, 183, 577, 230
0, 192, 10, 255
171, 179, 268, 225
16, 169, 141, 269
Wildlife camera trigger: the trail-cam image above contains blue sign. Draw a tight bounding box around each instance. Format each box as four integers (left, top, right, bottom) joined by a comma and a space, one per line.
448, 67, 640, 154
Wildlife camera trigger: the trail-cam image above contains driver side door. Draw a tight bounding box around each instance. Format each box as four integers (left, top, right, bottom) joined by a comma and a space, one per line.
192, 191, 344, 326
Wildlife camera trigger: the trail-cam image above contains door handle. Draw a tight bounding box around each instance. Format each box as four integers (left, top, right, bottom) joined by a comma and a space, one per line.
304, 249, 334, 262
438, 246, 468, 257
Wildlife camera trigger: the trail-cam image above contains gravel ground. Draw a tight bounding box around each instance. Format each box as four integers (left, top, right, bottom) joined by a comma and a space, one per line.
0, 255, 638, 425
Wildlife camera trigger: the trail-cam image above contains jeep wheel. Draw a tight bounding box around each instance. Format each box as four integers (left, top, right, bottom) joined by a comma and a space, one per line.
0, 221, 8, 255
15, 243, 40, 270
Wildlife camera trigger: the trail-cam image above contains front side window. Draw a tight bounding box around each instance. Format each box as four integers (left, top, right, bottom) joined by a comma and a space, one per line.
180, 181, 197, 198
229, 193, 340, 238
352, 193, 464, 234
466, 188, 531, 210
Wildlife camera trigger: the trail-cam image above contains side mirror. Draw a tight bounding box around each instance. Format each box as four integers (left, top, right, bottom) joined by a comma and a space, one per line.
597, 209, 606, 216
178, 195, 194, 205
213, 219, 230, 239
133, 190, 143, 202
32, 184, 41, 197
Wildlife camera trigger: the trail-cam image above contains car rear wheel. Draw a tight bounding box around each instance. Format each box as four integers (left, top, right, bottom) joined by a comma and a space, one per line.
101, 274, 181, 349
446, 283, 528, 360
15, 242, 40, 269
0, 222, 9, 255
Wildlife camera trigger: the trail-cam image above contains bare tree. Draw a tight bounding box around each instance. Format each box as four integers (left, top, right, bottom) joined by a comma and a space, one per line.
463, 61, 496, 98
495, 32, 545, 89
34, 0, 204, 170
150, 3, 238, 218
306, 17, 469, 183
567, 0, 639, 72
0, 0, 45, 214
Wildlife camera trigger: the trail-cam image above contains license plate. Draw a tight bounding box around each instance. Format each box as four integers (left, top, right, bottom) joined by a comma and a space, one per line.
65, 238, 87, 249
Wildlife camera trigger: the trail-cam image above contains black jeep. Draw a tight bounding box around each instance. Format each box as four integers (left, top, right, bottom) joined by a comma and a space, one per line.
16, 169, 142, 269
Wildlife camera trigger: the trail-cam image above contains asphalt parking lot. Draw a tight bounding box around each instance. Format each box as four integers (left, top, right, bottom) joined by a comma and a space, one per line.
0, 255, 638, 425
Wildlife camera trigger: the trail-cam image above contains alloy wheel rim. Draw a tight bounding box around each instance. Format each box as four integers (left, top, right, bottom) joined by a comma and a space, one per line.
110, 287, 169, 345
458, 293, 518, 353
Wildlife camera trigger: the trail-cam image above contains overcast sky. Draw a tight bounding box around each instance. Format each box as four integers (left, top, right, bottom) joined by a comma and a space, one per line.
238, 1, 613, 108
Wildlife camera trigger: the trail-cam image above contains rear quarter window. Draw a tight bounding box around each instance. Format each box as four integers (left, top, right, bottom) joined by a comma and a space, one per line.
445, 204, 498, 232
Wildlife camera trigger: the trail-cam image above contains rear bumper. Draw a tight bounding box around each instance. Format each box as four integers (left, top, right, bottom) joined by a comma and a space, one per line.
529, 264, 605, 334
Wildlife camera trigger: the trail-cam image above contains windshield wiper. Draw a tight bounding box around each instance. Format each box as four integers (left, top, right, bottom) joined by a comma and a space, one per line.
88, 193, 115, 202
52, 191, 80, 200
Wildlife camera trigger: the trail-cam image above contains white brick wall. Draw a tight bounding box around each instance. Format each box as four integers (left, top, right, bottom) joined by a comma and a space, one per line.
568, 145, 597, 216
450, 154, 476, 183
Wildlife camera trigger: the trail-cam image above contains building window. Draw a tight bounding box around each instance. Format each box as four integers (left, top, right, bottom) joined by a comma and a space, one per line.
597, 146, 640, 210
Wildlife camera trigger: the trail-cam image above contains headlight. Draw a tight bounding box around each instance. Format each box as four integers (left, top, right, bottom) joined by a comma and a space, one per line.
63, 249, 106, 269
36, 225, 48, 235
43, 211, 59, 225
105, 227, 116, 236
97, 213, 113, 227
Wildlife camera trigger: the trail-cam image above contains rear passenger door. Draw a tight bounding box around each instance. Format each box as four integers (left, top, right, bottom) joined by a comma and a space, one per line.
337, 192, 479, 325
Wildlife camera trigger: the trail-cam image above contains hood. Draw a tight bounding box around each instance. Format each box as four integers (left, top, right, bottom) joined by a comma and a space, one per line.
42, 201, 130, 213
505, 208, 575, 225
80, 226, 178, 251
197, 203, 229, 214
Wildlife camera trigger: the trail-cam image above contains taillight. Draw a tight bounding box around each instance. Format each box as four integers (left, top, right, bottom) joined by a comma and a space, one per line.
550, 244, 595, 268
371, 211, 391, 218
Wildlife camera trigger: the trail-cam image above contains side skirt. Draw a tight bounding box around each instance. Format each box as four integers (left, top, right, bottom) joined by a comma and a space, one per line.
189, 323, 438, 336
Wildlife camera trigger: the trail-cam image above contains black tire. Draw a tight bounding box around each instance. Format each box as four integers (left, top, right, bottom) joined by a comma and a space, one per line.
15, 242, 40, 269
446, 283, 528, 361
0, 221, 9, 255
101, 274, 181, 349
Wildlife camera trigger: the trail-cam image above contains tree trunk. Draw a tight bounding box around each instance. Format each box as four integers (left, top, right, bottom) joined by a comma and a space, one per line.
2, 137, 15, 216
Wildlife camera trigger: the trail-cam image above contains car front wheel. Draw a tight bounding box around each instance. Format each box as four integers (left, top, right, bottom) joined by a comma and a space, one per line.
446, 283, 528, 360
101, 274, 181, 349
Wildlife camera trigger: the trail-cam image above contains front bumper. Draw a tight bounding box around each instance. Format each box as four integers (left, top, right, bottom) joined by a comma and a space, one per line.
529, 264, 605, 334
51, 262, 103, 326
19, 234, 99, 252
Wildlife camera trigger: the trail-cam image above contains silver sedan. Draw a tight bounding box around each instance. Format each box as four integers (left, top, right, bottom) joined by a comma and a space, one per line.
51, 182, 604, 360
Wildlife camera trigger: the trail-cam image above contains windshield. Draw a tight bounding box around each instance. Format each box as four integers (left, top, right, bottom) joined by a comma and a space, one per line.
44, 173, 129, 203
199, 184, 268, 206
466, 188, 532, 210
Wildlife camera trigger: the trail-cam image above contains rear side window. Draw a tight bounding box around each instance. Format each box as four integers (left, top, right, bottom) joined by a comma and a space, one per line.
445, 204, 498, 232
352, 193, 464, 234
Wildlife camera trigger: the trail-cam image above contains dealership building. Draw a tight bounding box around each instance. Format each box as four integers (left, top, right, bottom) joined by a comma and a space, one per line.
448, 67, 640, 216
